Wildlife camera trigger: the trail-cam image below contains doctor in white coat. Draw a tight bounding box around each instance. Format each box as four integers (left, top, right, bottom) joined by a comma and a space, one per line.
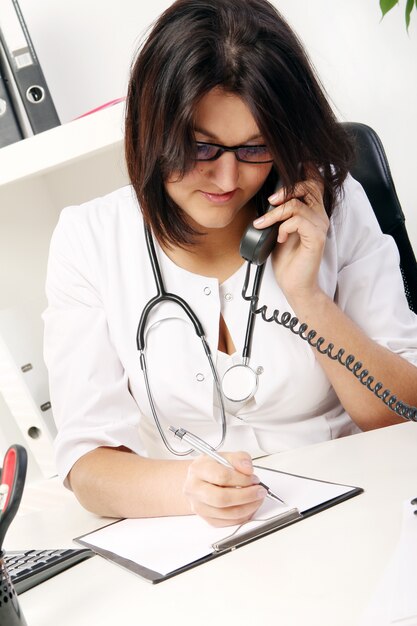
44, 0, 417, 527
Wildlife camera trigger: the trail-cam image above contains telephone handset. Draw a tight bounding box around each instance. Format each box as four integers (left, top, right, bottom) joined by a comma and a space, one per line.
238, 180, 417, 422
239, 180, 283, 266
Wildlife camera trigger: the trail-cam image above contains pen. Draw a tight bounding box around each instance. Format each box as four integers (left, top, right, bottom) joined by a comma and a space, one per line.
169, 426, 286, 504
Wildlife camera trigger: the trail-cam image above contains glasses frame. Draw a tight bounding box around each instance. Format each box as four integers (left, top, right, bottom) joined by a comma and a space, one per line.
194, 141, 274, 164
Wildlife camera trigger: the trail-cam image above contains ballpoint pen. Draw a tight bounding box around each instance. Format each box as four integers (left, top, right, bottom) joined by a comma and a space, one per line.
169, 426, 286, 504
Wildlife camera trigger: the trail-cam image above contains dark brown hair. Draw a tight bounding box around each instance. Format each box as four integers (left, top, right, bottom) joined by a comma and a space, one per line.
125, 0, 353, 247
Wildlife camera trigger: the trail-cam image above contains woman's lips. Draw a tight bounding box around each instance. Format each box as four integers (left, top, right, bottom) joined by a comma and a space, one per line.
201, 190, 237, 203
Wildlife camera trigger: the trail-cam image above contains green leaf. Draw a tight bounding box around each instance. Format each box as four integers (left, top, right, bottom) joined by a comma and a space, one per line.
380, 0, 399, 16
405, 0, 414, 27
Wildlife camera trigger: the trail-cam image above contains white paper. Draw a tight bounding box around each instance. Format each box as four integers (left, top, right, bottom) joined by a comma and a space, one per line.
359, 497, 417, 626
77, 467, 356, 576
391, 498, 417, 623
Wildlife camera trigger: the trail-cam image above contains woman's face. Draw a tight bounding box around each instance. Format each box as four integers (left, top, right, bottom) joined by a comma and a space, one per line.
165, 88, 273, 232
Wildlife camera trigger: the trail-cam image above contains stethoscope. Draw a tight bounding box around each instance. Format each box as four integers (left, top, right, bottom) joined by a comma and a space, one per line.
136, 225, 265, 456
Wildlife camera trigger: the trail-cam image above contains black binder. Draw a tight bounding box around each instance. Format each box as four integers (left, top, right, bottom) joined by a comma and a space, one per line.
0, 44, 22, 147
75, 466, 363, 583
0, 0, 60, 135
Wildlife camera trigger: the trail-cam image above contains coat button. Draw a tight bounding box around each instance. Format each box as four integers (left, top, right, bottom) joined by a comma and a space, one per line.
224, 292, 233, 301
203, 287, 211, 296
196, 373, 205, 381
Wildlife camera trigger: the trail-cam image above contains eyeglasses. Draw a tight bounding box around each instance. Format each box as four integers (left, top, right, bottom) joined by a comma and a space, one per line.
194, 141, 273, 164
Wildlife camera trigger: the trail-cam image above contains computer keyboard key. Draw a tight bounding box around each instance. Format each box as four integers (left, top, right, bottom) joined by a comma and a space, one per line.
4, 549, 94, 594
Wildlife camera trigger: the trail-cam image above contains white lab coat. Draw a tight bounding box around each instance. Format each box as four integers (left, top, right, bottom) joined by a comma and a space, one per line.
43, 176, 417, 483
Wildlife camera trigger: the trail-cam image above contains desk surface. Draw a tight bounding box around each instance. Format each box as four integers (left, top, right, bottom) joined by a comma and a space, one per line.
5, 422, 417, 626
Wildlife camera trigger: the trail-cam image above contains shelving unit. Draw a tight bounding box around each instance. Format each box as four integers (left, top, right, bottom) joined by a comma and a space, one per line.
0, 101, 129, 478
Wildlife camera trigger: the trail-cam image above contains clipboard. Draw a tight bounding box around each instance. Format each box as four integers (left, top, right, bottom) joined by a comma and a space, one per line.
75, 466, 363, 583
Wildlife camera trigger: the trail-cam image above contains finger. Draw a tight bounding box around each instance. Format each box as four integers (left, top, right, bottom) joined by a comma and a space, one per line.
281, 184, 326, 225
267, 178, 325, 217
277, 214, 327, 247
190, 485, 267, 526
203, 483, 268, 510
293, 177, 324, 202
222, 451, 255, 476
295, 182, 326, 218
254, 198, 327, 233
185, 461, 266, 509
195, 499, 265, 527
188, 455, 259, 488
268, 176, 323, 203
281, 198, 327, 230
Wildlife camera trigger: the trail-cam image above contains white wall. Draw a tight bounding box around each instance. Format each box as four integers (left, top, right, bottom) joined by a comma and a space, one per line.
18, 0, 417, 250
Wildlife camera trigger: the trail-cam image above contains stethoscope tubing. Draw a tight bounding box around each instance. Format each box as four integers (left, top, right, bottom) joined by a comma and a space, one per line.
136, 227, 205, 351
242, 262, 264, 361
136, 224, 263, 454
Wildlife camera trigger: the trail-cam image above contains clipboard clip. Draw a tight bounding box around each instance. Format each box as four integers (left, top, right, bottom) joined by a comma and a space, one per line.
212, 508, 302, 553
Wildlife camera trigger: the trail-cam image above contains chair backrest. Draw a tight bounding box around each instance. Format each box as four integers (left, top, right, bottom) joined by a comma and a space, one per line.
341, 121, 417, 313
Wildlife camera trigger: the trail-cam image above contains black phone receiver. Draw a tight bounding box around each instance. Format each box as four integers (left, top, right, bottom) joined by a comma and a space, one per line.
239, 180, 282, 266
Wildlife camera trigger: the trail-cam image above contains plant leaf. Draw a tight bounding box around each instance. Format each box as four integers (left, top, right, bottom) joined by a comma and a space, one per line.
405, 0, 414, 27
380, 0, 399, 16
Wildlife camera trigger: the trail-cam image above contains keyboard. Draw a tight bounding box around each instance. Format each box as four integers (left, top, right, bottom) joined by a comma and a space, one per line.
4, 548, 94, 594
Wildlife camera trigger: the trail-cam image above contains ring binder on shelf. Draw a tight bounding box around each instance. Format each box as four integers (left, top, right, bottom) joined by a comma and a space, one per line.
0, 46, 22, 147
75, 466, 363, 583
0, 0, 60, 136
0, 305, 56, 478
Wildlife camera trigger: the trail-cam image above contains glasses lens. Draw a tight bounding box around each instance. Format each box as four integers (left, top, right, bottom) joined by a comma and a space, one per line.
195, 143, 219, 161
237, 145, 272, 162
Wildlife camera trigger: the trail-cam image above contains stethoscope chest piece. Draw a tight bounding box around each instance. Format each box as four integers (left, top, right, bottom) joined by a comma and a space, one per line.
221, 363, 258, 403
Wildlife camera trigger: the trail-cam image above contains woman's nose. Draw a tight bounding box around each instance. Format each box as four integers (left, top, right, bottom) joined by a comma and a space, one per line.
209, 152, 240, 191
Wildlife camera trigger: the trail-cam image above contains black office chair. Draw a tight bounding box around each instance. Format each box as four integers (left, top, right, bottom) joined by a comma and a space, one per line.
341, 122, 417, 313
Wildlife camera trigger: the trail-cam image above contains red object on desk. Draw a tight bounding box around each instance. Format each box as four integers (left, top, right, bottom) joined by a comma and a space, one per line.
0, 447, 17, 511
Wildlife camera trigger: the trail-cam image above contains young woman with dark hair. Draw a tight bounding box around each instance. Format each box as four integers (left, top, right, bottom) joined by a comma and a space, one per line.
125, 0, 352, 247
44, 0, 417, 527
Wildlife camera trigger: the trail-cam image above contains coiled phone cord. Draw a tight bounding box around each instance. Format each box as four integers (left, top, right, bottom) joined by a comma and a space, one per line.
242, 263, 417, 422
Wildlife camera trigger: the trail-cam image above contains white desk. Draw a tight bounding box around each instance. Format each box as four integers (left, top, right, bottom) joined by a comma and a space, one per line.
5, 422, 417, 626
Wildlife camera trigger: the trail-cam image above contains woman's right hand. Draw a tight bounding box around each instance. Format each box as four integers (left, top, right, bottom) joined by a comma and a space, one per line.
183, 452, 267, 527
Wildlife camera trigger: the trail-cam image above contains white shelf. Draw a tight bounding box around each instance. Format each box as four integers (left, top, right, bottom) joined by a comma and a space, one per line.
0, 100, 126, 187
0, 98, 129, 480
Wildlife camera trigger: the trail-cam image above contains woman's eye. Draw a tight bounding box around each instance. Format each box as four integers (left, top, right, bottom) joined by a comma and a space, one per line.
195, 143, 216, 159
238, 145, 270, 161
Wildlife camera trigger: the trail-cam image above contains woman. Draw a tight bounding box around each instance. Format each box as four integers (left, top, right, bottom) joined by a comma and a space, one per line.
43, 0, 417, 527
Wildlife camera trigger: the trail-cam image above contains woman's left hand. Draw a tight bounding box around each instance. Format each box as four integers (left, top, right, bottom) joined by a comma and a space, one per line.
253, 174, 329, 305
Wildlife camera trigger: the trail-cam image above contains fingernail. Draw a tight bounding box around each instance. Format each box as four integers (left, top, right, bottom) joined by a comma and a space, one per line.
253, 216, 265, 226
251, 474, 261, 484
257, 487, 267, 499
268, 192, 280, 202
240, 459, 253, 470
